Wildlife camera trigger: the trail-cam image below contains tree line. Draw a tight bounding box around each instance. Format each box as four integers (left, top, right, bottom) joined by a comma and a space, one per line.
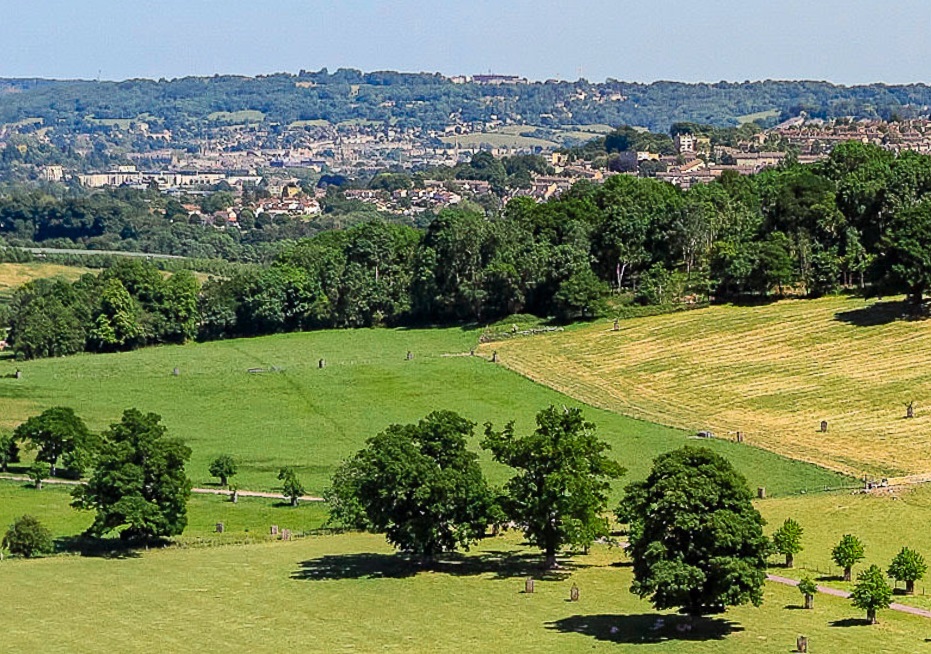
0, 185, 398, 262
5, 73, 931, 136
8, 142, 931, 359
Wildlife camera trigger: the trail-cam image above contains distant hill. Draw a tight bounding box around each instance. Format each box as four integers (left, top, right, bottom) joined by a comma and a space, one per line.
1, 69, 931, 134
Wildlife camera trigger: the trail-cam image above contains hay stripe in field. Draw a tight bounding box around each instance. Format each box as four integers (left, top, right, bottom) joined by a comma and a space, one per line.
487, 296, 931, 478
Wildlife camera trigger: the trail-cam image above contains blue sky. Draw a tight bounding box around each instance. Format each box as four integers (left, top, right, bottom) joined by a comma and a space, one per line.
3, 0, 930, 84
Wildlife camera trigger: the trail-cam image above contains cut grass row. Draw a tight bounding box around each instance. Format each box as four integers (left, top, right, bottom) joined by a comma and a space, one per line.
0, 262, 91, 306
0, 327, 847, 495
487, 295, 931, 478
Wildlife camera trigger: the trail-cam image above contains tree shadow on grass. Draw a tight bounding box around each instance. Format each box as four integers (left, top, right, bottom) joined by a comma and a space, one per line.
55, 535, 146, 559
292, 548, 583, 582
546, 613, 742, 644
834, 299, 918, 327
829, 617, 872, 627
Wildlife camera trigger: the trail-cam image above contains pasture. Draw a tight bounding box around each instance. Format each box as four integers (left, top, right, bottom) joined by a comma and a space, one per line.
736, 109, 780, 124
0, 262, 90, 306
487, 295, 931, 478
760, 483, 931, 610
207, 109, 266, 124
0, 327, 846, 495
1, 526, 927, 653
0, 479, 329, 546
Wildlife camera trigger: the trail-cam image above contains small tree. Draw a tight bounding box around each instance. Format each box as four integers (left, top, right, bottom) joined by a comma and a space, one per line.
798, 576, 818, 609
887, 547, 927, 595
832, 534, 866, 582
0, 430, 19, 472
14, 407, 94, 477
772, 518, 804, 568
278, 467, 305, 507
28, 461, 50, 490
209, 455, 238, 488
851, 564, 892, 624
2, 515, 54, 558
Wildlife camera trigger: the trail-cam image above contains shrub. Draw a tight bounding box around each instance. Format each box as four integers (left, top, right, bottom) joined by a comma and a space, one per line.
2, 515, 54, 558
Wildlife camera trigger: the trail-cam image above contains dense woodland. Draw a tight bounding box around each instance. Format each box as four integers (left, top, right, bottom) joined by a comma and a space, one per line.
5, 142, 931, 359
4, 73, 931, 134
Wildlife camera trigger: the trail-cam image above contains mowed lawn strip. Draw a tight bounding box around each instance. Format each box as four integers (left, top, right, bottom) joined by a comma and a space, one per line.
0, 530, 927, 653
487, 295, 931, 478
0, 327, 846, 496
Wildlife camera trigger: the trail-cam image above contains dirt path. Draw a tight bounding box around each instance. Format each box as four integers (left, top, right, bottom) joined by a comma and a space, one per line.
0, 474, 323, 502
767, 573, 931, 618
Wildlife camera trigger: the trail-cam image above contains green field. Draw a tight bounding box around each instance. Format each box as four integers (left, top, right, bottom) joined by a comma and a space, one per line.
736, 109, 780, 124
488, 295, 931, 479
6, 295, 931, 652
0, 479, 328, 546
207, 109, 266, 124
760, 484, 931, 608
0, 328, 846, 495
1, 527, 927, 653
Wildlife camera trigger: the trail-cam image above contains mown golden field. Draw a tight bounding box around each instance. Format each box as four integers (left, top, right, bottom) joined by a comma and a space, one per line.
0, 262, 90, 303
486, 295, 931, 479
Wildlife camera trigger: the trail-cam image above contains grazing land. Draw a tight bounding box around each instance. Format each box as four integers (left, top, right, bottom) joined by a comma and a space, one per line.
486, 295, 931, 478
736, 108, 780, 124
0, 327, 845, 495
0, 528, 927, 653
0, 262, 91, 306
207, 109, 266, 124
759, 484, 931, 609
0, 479, 329, 545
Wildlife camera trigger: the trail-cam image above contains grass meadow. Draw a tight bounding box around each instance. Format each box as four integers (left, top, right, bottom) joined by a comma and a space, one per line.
1, 527, 928, 653
487, 295, 931, 478
760, 483, 931, 609
0, 326, 846, 495
0, 479, 329, 546
2, 271, 930, 652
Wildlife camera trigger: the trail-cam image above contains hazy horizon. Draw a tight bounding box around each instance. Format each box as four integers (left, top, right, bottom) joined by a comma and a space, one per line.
3, 0, 931, 85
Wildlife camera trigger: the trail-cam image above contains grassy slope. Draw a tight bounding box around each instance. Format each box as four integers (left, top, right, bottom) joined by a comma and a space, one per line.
1, 530, 926, 653
0, 262, 90, 305
760, 483, 931, 608
487, 295, 931, 478
0, 327, 845, 496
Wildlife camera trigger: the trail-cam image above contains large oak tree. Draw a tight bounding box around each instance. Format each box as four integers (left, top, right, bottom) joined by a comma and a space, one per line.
483, 405, 625, 569
618, 446, 769, 616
